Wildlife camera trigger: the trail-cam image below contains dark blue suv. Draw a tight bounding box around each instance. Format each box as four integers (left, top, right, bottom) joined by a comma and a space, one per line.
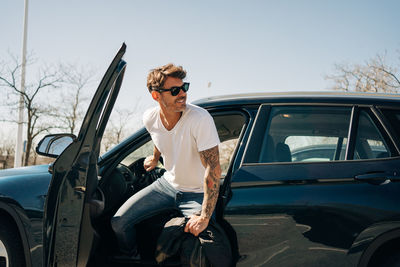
1, 44, 400, 267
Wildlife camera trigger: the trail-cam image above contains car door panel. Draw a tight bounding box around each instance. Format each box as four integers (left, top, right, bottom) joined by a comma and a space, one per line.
227, 161, 400, 266
43, 44, 127, 267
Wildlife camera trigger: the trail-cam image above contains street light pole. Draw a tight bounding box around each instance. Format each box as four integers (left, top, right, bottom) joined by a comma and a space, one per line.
14, 0, 29, 167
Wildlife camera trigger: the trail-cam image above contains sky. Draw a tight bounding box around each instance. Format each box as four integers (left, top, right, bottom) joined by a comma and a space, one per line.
1, 0, 400, 132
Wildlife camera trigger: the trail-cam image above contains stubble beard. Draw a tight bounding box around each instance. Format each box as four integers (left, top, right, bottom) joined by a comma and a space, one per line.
161, 95, 187, 113
175, 96, 187, 112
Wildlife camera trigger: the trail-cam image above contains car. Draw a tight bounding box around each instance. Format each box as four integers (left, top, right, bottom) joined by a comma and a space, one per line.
1, 43, 400, 267
290, 144, 388, 162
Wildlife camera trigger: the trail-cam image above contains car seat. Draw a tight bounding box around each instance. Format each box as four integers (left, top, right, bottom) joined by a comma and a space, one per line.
275, 142, 292, 162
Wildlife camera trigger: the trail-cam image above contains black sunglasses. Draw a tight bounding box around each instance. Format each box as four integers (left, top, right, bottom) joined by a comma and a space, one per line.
154, 82, 190, 96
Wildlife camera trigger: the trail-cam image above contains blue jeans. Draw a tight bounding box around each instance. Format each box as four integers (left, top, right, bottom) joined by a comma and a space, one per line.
111, 176, 204, 253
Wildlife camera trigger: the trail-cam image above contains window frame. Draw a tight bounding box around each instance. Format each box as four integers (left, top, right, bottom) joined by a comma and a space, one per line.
349, 107, 396, 160
375, 106, 400, 155
241, 103, 399, 167
207, 108, 252, 175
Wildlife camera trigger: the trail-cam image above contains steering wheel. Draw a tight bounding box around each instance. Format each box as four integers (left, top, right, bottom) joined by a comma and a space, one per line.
130, 157, 165, 192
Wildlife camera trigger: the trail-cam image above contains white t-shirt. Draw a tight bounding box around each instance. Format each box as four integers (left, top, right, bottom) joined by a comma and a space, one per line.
143, 103, 220, 192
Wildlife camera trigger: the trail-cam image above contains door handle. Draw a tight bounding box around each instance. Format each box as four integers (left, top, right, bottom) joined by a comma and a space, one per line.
355, 172, 399, 185
74, 186, 86, 193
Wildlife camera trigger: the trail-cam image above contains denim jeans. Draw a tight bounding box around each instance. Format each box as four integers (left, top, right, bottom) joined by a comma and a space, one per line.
111, 176, 204, 253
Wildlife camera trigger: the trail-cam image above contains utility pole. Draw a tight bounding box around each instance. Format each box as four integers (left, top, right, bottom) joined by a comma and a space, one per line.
15, 0, 29, 167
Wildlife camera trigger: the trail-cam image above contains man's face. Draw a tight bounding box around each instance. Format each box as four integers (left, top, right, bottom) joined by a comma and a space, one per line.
157, 76, 187, 112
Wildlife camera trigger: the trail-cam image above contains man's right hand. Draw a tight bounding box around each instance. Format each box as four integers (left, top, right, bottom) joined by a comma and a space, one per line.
144, 156, 158, 172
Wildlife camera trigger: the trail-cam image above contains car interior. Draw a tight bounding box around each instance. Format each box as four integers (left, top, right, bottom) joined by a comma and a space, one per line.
87, 112, 247, 266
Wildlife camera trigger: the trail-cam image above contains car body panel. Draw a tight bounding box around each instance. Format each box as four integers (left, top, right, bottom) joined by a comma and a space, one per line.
0, 164, 51, 267
228, 164, 400, 265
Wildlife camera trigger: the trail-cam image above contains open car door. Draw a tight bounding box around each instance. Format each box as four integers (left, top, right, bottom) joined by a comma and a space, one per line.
43, 43, 127, 267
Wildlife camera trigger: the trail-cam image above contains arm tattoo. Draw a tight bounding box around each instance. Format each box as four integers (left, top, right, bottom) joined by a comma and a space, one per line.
199, 145, 221, 219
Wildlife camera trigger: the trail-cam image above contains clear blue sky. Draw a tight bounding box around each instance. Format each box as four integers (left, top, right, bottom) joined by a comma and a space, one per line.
2, 0, 400, 111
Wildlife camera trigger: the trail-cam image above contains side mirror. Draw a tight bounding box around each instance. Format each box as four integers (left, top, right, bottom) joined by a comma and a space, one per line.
36, 134, 76, 158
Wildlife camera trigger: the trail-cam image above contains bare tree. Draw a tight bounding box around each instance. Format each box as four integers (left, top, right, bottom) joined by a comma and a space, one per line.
0, 130, 15, 169
0, 53, 62, 166
326, 51, 400, 93
55, 63, 97, 134
101, 108, 137, 153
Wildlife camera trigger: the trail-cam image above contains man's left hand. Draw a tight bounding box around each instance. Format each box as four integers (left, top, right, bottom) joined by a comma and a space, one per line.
184, 215, 210, 236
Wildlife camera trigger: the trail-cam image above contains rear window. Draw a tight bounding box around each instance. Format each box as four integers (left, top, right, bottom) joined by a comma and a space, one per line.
246, 106, 352, 163
380, 108, 400, 139
353, 110, 390, 159
244, 105, 396, 164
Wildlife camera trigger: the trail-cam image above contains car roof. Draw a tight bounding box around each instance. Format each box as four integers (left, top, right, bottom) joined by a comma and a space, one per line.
193, 91, 400, 108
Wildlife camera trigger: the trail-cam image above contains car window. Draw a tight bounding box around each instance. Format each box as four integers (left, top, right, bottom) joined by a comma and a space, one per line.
380, 108, 400, 140
289, 136, 347, 162
353, 110, 390, 159
253, 106, 352, 163
121, 139, 155, 166
220, 138, 239, 176
213, 114, 246, 176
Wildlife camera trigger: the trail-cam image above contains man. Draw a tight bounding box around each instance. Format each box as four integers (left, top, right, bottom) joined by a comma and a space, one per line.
111, 63, 221, 258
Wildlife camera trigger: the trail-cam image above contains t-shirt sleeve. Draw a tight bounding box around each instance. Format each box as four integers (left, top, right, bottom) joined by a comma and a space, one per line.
142, 107, 155, 132
193, 111, 220, 152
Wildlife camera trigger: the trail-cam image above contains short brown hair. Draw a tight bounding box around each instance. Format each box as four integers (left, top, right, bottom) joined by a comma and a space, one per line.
147, 63, 186, 93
